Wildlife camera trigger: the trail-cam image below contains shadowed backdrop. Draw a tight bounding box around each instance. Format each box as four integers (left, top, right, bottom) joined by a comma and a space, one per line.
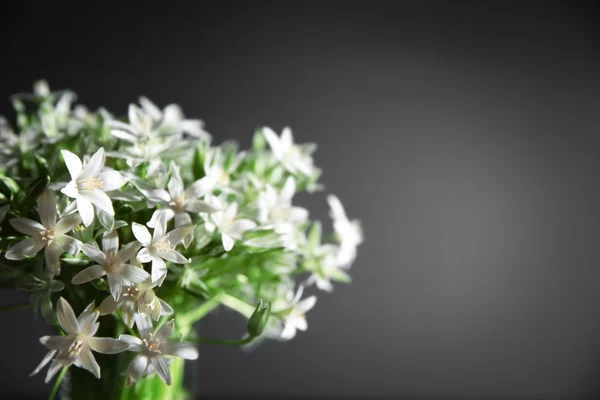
2, 1, 600, 399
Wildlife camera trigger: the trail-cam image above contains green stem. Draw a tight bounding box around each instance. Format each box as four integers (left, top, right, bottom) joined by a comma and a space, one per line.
48, 366, 68, 400
0, 303, 31, 312
218, 292, 255, 318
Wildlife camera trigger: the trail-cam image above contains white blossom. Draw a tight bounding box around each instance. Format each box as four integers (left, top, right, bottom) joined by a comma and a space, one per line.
327, 195, 363, 267
72, 231, 149, 300
120, 316, 198, 386
132, 215, 193, 283
274, 285, 316, 340
205, 196, 256, 251
262, 127, 314, 175
60, 147, 126, 226
139, 96, 210, 139
30, 298, 128, 382
5, 189, 81, 275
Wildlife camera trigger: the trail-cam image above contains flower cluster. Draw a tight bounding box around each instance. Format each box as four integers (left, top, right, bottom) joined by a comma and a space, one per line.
0, 81, 362, 393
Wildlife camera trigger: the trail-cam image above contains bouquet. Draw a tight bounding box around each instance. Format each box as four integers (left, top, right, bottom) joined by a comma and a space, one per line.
0, 81, 363, 399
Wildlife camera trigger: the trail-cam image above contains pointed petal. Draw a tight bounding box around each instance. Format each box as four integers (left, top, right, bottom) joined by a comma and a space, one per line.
30, 350, 57, 377
297, 296, 317, 313
153, 214, 167, 242
165, 225, 194, 245
121, 264, 150, 283
61, 150, 82, 179
55, 235, 80, 256
262, 127, 282, 157
174, 212, 192, 228
132, 223, 152, 247
281, 176, 296, 201
230, 219, 257, 236
98, 295, 121, 315
79, 147, 105, 179
45, 243, 63, 276
44, 360, 64, 383
280, 127, 294, 149
159, 299, 173, 316
61, 180, 78, 198
80, 190, 113, 216
139, 96, 162, 119
151, 257, 167, 283
151, 356, 172, 385
107, 274, 123, 300
125, 355, 148, 386
155, 320, 174, 342
77, 345, 100, 378
117, 241, 141, 264
137, 248, 153, 263
184, 199, 220, 214
111, 129, 138, 143
88, 337, 129, 354
5, 237, 44, 260
134, 313, 153, 338
77, 197, 95, 227
72, 264, 106, 285
55, 213, 82, 234
37, 189, 57, 229
184, 176, 215, 199
9, 217, 45, 236
78, 243, 106, 264
280, 323, 297, 340
158, 251, 189, 264
147, 208, 175, 228
99, 170, 126, 192
167, 163, 184, 197
57, 297, 79, 335
40, 336, 72, 350
118, 334, 144, 351
102, 230, 119, 255
222, 233, 234, 251
161, 342, 198, 360
77, 310, 100, 336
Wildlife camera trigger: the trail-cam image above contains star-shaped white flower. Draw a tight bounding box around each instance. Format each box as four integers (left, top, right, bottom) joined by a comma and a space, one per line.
139, 96, 210, 139
107, 104, 157, 143
5, 189, 81, 275
30, 297, 129, 382
143, 162, 218, 247
275, 285, 317, 340
98, 278, 173, 328
327, 195, 363, 267
72, 231, 149, 300
262, 127, 314, 175
119, 316, 198, 386
257, 176, 308, 232
60, 147, 125, 226
132, 215, 193, 283
205, 196, 256, 252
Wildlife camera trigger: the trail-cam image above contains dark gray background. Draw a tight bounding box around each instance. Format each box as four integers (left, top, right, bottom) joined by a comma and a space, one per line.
2, 1, 600, 399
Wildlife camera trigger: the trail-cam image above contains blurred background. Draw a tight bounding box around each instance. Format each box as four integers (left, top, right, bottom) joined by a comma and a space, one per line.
2, 1, 600, 399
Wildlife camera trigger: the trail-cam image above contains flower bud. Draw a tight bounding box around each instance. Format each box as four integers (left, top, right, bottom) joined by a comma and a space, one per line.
247, 299, 271, 338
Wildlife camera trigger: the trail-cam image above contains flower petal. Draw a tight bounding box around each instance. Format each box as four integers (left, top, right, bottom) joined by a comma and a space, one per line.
262, 127, 282, 158
118, 334, 144, 351
280, 176, 296, 202
79, 147, 105, 179
158, 250, 189, 264
88, 337, 129, 354
159, 299, 173, 316
72, 264, 106, 285
37, 189, 57, 229
117, 241, 141, 264
77, 197, 95, 227
111, 129, 138, 143
152, 214, 167, 242
5, 237, 44, 260
147, 208, 175, 228
137, 247, 153, 263
151, 356, 172, 386
30, 350, 57, 377
40, 335, 72, 350
185, 199, 220, 214
132, 223, 152, 247
155, 320, 174, 342
76, 345, 100, 379
98, 295, 121, 315
57, 297, 79, 335
61, 150, 82, 179
45, 243, 63, 276
102, 230, 119, 255
165, 225, 194, 246
121, 264, 150, 283
229, 219, 257, 236
61, 180, 78, 198
107, 274, 123, 300
161, 342, 199, 360
99, 169, 126, 192
167, 163, 184, 197
9, 217, 45, 236
151, 257, 167, 283
55, 213, 82, 234
134, 313, 153, 338
125, 355, 148, 387
297, 296, 317, 313
78, 243, 106, 264
80, 189, 114, 216
44, 360, 64, 383
184, 176, 215, 199
222, 233, 234, 251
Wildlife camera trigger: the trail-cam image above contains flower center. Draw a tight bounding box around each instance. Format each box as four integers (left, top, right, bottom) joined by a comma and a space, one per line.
104, 256, 122, 273
155, 239, 172, 253
217, 169, 230, 186
143, 337, 161, 354
123, 286, 139, 298
68, 338, 85, 356
78, 177, 103, 191
170, 195, 185, 213
40, 229, 55, 241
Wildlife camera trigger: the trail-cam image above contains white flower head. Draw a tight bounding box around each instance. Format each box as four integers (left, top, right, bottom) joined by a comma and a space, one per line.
262, 127, 314, 175
327, 195, 363, 267
60, 147, 126, 227
5, 189, 81, 275
72, 231, 149, 300
30, 297, 129, 382
205, 196, 256, 252
98, 278, 173, 328
274, 285, 317, 340
139, 96, 210, 139
132, 214, 193, 283
119, 316, 198, 386
144, 162, 219, 247
108, 104, 157, 143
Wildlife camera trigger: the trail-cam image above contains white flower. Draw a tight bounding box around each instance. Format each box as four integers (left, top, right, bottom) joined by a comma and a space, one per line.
305, 245, 350, 292
144, 162, 218, 247
5, 189, 81, 275
30, 297, 129, 382
119, 316, 198, 386
262, 127, 314, 175
98, 278, 173, 327
107, 104, 157, 143
274, 285, 316, 340
132, 215, 193, 283
257, 177, 308, 249
72, 231, 149, 300
203, 147, 245, 190
327, 195, 363, 267
205, 196, 256, 251
139, 96, 210, 139
60, 147, 126, 226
